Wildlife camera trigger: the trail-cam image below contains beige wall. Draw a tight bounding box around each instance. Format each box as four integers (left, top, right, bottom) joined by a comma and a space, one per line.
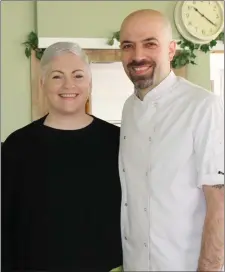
1, 1, 212, 141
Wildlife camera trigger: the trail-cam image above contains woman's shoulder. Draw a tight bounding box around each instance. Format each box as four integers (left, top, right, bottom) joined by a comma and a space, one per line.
92, 116, 120, 132
2, 115, 46, 148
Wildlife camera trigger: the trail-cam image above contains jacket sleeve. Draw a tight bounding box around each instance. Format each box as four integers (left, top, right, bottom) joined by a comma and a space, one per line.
193, 95, 224, 188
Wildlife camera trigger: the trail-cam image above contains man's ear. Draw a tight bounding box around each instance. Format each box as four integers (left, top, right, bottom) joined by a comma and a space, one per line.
169, 40, 177, 62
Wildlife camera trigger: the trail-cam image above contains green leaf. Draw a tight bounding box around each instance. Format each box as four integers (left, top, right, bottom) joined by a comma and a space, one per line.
216, 32, 224, 41
188, 43, 195, 51
180, 58, 188, 66
114, 31, 120, 41
27, 31, 38, 45
190, 61, 197, 65
194, 44, 200, 50
107, 38, 114, 46
200, 44, 210, 53
35, 50, 43, 60
209, 40, 217, 47
25, 47, 31, 58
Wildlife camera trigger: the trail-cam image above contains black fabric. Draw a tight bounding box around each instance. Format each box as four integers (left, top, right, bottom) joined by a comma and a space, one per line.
2, 115, 122, 272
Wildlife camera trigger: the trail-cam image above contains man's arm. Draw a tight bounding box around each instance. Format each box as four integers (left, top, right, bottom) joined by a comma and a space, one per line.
197, 184, 224, 271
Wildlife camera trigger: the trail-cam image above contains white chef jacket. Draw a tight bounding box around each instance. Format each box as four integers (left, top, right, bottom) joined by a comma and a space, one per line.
119, 71, 224, 271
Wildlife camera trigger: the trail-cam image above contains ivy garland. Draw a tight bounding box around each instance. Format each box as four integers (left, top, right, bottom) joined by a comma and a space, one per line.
23, 30, 224, 69
22, 31, 45, 60
107, 30, 224, 69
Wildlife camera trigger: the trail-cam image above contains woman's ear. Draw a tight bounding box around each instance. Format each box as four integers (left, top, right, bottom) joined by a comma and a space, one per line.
89, 78, 92, 94
40, 78, 44, 89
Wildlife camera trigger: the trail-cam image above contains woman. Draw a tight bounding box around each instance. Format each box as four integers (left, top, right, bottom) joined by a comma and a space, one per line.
2, 42, 122, 271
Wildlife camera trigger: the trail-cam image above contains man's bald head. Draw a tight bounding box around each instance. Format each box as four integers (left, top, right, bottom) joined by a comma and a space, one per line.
119, 9, 176, 99
120, 9, 173, 43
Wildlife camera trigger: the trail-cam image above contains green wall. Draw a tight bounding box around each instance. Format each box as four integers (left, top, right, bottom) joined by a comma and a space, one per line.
37, 1, 180, 39
1, 1, 212, 141
1, 1, 35, 141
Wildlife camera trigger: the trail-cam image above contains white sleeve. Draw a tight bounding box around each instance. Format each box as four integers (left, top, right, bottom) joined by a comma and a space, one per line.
194, 95, 224, 188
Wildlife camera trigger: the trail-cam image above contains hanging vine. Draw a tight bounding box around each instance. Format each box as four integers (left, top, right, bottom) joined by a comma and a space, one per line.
107, 30, 224, 69
23, 30, 224, 69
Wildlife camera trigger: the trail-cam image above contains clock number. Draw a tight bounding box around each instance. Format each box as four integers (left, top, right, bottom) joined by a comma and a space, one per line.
188, 6, 192, 10
186, 13, 189, 18
213, 6, 217, 11
202, 30, 205, 35
188, 21, 192, 26
216, 14, 219, 19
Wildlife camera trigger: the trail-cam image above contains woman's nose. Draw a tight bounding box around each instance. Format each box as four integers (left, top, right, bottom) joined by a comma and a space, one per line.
63, 78, 75, 89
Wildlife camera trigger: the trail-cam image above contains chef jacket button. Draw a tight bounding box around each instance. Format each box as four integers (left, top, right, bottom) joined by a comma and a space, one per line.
144, 208, 147, 211
144, 243, 147, 247
149, 136, 152, 142
123, 168, 125, 172
125, 236, 128, 240
125, 203, 128, 207
124, 136, 126, 139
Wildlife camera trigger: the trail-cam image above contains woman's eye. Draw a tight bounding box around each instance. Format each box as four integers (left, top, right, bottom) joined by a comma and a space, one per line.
75, 75, 83, 79
52, 75, 61, 79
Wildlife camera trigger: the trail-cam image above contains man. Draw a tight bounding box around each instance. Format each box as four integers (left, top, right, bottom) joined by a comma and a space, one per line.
119, 9, 224, 271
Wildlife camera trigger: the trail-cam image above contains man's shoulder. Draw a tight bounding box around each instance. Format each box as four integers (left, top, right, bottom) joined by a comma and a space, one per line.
175, 77, 217, 103
174, 77, 223, 123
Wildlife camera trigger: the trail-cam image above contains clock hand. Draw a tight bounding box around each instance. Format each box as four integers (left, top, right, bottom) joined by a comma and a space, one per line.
193, 7, 217, 26
203, 15, 217, 27
193, 7, 204, 16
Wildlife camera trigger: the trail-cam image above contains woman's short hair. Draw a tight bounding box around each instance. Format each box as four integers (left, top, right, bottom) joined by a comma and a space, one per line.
40, 42, 90, 78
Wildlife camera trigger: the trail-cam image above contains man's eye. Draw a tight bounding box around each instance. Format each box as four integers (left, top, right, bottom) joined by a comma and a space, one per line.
145, 43, 157, 48
122, 44, 132, 50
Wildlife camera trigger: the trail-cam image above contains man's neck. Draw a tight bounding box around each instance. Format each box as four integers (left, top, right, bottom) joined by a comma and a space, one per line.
137, 71, 171, 101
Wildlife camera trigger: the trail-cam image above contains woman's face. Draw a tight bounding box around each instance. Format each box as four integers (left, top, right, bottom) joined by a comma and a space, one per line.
41, 52, 91, 116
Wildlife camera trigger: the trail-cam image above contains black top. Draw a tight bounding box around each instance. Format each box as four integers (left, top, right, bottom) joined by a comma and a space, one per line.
2, 115, 122, 272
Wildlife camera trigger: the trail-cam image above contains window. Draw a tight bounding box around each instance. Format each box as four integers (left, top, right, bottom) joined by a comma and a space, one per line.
210, 53, 224, 101
90, 62, 134, 125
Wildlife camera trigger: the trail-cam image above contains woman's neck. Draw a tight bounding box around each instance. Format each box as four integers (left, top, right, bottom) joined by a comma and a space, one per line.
44, 111, 94, 130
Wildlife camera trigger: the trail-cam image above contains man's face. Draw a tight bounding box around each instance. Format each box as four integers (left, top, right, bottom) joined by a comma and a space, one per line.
120, 15, 176, 90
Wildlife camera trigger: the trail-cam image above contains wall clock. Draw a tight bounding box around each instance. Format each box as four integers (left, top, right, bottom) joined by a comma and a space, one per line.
174, 1, 224, 44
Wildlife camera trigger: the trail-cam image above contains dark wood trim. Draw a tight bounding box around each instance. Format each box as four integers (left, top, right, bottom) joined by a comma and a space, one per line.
31, 49, 187, 120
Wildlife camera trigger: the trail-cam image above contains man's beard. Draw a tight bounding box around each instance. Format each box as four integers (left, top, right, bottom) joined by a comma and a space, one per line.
127, 60, 156, 90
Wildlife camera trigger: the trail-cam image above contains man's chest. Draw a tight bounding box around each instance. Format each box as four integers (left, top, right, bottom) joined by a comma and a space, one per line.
120, 103, 195, 174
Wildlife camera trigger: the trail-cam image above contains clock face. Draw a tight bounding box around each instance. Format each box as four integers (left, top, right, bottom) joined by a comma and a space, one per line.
181, 1, 224, 41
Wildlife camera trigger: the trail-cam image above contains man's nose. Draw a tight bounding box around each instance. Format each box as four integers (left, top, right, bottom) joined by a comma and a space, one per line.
132, 46, 145, 62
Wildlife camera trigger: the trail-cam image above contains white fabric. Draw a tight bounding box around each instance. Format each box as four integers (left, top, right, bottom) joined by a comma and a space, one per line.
119, 71, 224, 271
